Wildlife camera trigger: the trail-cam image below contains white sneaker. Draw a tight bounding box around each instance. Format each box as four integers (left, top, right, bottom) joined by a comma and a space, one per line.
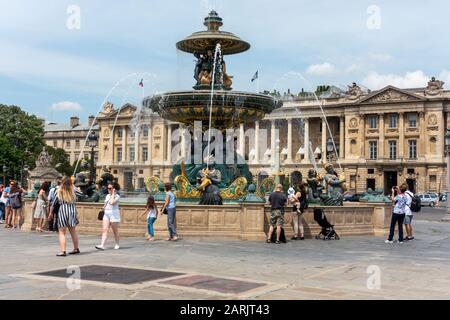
385, 240, 393, 244
399, 241, 404, 244
95, 245, 105, 250
114, 244, 120, 250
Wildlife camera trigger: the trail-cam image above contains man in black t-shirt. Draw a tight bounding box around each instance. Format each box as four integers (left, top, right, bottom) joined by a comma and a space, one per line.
267, 184, 287, 244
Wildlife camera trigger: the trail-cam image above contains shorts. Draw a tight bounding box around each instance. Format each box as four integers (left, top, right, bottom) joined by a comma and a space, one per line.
404, 215, 414, 225
104, 210, 121, 223
270, 209, 284, 227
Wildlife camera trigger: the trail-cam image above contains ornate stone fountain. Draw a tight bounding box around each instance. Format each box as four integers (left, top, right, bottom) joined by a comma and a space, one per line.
143, 11, 283, 203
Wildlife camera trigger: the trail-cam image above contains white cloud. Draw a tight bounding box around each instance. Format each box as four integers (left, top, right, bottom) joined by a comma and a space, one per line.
362, 70, 430, 90
439, 70, 450, 88
51, 101, 82, 111
306, 62, 337, 76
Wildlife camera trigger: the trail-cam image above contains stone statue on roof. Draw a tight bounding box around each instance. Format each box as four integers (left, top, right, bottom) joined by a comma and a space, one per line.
426, 77, 445, 95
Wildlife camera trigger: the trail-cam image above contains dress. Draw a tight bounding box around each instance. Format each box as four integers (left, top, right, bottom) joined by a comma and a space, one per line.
56, 197, 79, 228
33, 193, 47, 219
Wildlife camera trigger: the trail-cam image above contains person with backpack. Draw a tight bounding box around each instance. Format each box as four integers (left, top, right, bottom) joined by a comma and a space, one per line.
404, 184, 419, 241
386, 184, 407, 244
9, 181, 24, 229
266, 184, 288, 244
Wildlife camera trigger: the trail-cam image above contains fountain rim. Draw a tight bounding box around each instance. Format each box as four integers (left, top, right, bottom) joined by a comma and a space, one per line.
176, 31, 251, 55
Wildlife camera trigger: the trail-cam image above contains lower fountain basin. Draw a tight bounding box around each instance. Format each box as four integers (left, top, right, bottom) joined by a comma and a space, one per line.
143, 90, 282, 129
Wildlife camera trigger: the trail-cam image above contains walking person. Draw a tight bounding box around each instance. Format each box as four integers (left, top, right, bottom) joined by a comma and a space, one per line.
385, 185, 407, 244
404, 185, 415, 241
95, 182, 121, 250
49, 177, 80, 256
0, 184, 5, 224
141, 195, 159, 241
266, 184, 288, 244
9, 181, 24, 229
34, 182, 50, 232
160, 182, 178, 241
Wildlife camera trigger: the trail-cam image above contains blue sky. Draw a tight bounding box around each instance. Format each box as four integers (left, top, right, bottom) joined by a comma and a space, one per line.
0, 0, 449, 124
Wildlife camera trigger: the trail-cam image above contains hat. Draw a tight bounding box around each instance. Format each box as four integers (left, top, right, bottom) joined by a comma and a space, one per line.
288, 187, 295, 195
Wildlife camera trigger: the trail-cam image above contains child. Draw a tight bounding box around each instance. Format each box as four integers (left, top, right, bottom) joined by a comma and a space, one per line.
287, 187, 301, 214
141, 195, 159, 241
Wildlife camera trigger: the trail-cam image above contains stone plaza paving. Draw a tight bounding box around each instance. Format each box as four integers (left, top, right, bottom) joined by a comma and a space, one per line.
1, 209, 450, 300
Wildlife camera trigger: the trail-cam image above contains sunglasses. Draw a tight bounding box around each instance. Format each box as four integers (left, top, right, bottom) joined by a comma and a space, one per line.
108, 188, 113, 190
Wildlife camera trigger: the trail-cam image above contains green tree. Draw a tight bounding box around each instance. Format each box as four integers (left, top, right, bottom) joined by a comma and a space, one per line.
0, 104, 45, 180
45, 146, 72, 176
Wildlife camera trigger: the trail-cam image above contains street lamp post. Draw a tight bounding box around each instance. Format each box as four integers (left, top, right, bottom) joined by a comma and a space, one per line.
326, 138, 334, 163
87, 131, 98, 184
445, 129, 450, 214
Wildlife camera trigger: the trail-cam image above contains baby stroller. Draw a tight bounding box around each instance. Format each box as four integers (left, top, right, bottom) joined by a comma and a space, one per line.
313, 208, 340, 240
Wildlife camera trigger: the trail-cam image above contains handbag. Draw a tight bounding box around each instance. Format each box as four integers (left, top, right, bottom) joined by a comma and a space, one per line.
162, 208, 168, 215
97, 210, 105, 221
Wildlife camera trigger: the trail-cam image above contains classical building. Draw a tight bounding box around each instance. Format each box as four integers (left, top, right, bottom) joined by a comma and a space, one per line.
43, 116, 99, 165
96, 78, 449, 194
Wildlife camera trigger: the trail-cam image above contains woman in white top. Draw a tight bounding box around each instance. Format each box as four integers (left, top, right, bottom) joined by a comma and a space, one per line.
96, 182, 121, 250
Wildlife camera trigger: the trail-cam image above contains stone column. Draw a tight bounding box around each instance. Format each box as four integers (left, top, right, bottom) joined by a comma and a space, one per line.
304, 118, 310, 163
167, 124, 172, 164
339, 116, 345, 160
254, 121, 260, 164
180, 125, 186, 160
122, 126, 127, 162
359, 115, 365, 159
134, 126, 140, 163
399, 112, 404, 158
147, 121, 153, 164
271, 120, 276, 164
321, 118, 327, 162
419, 112, 425, 158
239, 123, 245, 158
287, 118, 293, 163
379, 113, 385, 159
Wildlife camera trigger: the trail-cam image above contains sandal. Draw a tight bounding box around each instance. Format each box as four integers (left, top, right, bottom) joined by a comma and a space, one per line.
69, 249, 80, 255
275, 240, 280, 244
56, 252, 67, 257
266, 239, 271, 243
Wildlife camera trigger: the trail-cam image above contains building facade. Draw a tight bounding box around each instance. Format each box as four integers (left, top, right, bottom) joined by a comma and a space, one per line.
44, 116, 99, 165
95, 78, 449, 194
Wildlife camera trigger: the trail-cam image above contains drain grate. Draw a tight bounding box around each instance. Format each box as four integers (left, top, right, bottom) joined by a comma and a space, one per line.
162, 275, 266, 294
35, 265, 184, 285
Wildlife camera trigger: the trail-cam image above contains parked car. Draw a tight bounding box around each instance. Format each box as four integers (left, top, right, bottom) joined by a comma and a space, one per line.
418, 194, 437, 207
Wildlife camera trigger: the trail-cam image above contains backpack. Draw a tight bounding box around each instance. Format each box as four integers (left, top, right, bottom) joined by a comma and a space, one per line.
11, 193, 22, 209
406, 192, 421, 213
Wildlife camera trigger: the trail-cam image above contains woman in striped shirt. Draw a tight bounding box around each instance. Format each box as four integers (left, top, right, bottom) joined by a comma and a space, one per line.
49, 177, 80, 257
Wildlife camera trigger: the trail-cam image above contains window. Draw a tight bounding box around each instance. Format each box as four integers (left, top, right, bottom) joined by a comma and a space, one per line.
117, 128, 123, 138
369, 141, 377, 160
129, 129, 135, 137
53, 141, 57, 148
409, 140, 417, 159
142, 146, 148, 162
138, 178, 145, 190
369, 116, 377, 129
139, 170, 144, 174
75, 140, 80, 149
66, 140, 71, 148
389, 114, 398, 128
143, 125, 149, 137
408, 113, 417, 128
367, 179, 376, 191
113, 170, 118, 174
368, 169, 375, 174
388, 141, 397, 159
117, 147, 122, 162
130, 147, 135, 162
407, 169, 415, 175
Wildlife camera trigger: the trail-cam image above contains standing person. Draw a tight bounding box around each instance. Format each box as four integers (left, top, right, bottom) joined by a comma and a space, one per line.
141, 195, 159, 241
160, 182, 178, 241
386, 185, 407, 244
267, 184, 288, 244
34, 182, 50, 232
9, 181, 24, 229
48, 177, 80, 256
3, 183, 11, 228
404, 184, 415, 241
47, 180, 61, 232
290, 185, 307, 241
0, 184, 5, 224
95, 182, 121, 250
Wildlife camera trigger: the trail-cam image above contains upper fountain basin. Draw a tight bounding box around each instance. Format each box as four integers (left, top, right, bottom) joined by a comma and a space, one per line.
143, 90, 283, 129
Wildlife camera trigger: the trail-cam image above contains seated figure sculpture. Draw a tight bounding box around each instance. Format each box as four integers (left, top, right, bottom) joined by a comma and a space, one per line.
306, 169, 323, 202
197, 157, 223, 205
322, 163, 346, 206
